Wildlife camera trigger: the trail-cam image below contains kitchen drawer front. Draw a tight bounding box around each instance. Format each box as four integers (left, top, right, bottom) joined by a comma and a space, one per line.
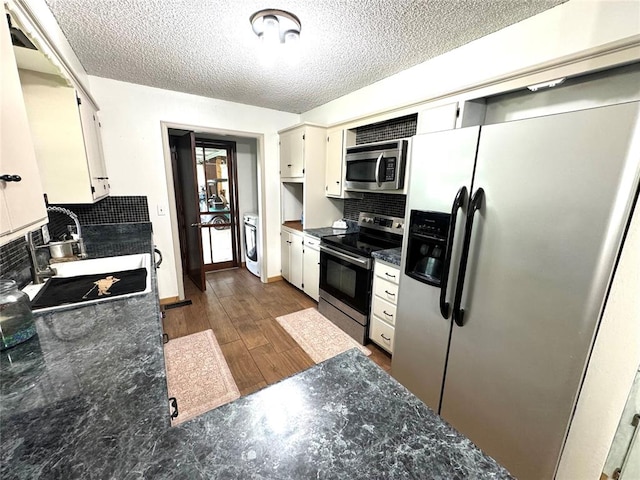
370, 316, 395, 354
372, 296, 397, 326
303, 235, 320, 250
375, 262, 400, 285
373, 277, 398, 305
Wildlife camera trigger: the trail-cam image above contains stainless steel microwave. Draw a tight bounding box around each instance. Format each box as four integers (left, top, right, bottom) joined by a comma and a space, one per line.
344, 139, 408, 192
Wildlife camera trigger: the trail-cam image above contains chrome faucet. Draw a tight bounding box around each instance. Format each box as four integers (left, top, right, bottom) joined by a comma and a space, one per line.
27, 207, 88, 284
46, 206, 87, 258
27, 230, 56, 284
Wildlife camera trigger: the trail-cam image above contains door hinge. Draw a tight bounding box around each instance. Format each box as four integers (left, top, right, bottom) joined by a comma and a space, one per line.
91, 185, 96, 193
456, 107, 460, 118
327, 136, 329, 142
76, 96, 82, 105
302, 283, 304, 288
302, 134, 305, 140
302, 168, 305, 174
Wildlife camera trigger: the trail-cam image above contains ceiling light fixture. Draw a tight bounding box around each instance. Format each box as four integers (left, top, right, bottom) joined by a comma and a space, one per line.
250, 9, 301, 45
527, 78, 566, 92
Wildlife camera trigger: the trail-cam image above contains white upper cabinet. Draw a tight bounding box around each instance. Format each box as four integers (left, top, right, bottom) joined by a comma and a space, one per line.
18, 63, 109, 204
279, 127, 305, 178
325, 128, 356, 199
0, 14, 47, 243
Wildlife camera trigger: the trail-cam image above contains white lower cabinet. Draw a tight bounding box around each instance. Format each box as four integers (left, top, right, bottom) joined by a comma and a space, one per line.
281, 228, 303, 290
281, 228, 320, 301
303, 235, 320, 301
369, 259, 400, 353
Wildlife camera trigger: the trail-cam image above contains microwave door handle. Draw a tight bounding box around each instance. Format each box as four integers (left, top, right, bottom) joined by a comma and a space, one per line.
375, 153, 383, 187
452, 188, 485, 327
439, 186, 467, 319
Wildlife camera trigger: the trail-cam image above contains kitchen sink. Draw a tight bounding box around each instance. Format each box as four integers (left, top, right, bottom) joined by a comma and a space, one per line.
23, 253, 152, 313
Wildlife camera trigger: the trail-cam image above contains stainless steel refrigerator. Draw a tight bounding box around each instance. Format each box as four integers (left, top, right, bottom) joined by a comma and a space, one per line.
392, 101, 640, 480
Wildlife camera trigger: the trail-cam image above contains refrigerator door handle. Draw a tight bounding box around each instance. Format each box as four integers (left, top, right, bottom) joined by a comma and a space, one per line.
439, 186, 467, 319
452, 188, 485, 327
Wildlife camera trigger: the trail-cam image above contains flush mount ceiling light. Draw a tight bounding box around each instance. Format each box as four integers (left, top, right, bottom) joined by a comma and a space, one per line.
250, 9, 301, 45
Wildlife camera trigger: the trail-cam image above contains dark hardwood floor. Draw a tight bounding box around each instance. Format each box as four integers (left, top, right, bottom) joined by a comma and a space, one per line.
162, 267, 392, 396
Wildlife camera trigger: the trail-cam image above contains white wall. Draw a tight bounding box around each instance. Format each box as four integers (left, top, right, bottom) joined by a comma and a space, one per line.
88, 76, 298, 298
301, 0, 640, 126
230, 136, 258, 262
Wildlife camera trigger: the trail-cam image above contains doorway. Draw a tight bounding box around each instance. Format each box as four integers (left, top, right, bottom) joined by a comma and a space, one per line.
169, 130, 242, 291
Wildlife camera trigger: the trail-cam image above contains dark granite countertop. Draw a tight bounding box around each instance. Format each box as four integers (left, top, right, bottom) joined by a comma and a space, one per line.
1, 223, 511, 479
304, 222, 359, 239
372, 247, 403, 266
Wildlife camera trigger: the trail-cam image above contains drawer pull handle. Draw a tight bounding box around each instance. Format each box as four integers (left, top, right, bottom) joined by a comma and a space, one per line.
385, 272, 396, 278
380, 333, 391, 341
169, 397, 179, 419
383, 310, 393, 318
384, 290, 396, 297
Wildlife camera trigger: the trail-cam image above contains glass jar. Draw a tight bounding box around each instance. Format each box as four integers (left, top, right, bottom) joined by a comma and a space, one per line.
0, 280, 37, 350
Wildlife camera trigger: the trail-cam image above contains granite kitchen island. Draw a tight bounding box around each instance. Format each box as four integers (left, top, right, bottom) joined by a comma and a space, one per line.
1, 224, 511, 479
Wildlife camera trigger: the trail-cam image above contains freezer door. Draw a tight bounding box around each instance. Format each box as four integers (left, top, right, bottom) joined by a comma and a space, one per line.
391, 126, 480, 411
441, 102, 640, 480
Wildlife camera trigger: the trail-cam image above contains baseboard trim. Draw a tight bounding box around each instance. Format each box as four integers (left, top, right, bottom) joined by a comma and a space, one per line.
267, 275, 283, 283
160, 296, 180, 305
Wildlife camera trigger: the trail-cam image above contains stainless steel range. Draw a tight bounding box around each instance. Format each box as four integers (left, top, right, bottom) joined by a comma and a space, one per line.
318, 212, 405, 345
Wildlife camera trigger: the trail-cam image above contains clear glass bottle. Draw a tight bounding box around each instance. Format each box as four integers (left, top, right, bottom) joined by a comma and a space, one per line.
0, 280, 37, 350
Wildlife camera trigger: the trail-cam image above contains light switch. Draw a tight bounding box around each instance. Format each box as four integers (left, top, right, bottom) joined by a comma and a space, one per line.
157, 205, 167, 216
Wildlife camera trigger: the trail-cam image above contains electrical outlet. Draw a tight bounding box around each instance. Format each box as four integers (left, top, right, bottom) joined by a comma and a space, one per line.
157, 205, 167, 216
42, 225, 50, 243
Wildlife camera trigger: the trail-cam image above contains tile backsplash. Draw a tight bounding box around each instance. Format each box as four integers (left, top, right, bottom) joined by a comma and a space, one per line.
0, 196, 150, 285
343, 193, 407, 221
355, 113, 417, 145
344, 114, 416, 220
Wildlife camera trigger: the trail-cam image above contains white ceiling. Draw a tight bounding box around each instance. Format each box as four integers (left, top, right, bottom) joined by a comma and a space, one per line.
44, 0, 566, 114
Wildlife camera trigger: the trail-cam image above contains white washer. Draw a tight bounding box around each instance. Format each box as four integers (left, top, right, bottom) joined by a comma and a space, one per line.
243, 213, 260, 278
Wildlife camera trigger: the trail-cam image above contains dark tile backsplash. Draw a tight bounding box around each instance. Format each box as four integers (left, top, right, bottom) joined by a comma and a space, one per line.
0, 196, 150, 285
54, 196, 150, 226
355, 114, 417, 145
343, 193, 407, 221
345, 114, 416, 220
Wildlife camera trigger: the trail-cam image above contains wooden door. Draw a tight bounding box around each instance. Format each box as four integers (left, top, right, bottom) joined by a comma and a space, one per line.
195, 139, 241, 271
174, 132, 206, 291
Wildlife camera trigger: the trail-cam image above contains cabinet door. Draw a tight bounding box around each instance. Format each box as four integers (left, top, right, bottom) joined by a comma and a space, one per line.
0, 15, 46, 240
280, 230, 291, 281
280, 128, 304, 178
77, 92, 109, 200
303, 244, 320, 301
325, 129, 343, 196
289, 233, 304, 289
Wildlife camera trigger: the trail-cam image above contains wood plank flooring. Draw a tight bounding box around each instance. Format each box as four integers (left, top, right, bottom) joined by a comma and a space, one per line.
162, 268, 392, 396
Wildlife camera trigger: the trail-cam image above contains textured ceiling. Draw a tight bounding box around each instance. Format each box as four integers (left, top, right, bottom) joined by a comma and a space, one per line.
44, 0, 565, 114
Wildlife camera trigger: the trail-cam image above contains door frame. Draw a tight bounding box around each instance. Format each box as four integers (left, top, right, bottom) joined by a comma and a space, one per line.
160, 121, 267, 300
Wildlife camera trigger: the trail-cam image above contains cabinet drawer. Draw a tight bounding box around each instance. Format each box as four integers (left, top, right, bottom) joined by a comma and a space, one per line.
372, 296, 397, 326
375, 262, 400, 284
304, 235, 320, 250
373, 277, 398, 305
370, 316, 395, 354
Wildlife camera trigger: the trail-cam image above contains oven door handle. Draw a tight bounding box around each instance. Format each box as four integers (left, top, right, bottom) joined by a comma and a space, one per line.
320, 245, 371, 269
374, 153, 383, 187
